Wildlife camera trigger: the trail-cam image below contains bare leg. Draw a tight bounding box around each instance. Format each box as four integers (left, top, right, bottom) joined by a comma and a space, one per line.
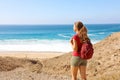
79, 66, 87, 80
71, 66, 78, 80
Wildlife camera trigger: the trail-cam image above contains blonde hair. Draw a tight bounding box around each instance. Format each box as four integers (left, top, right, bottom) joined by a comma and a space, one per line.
74, 21, 90, 42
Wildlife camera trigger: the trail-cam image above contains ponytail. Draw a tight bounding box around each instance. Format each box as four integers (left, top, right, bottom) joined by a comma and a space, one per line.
79, 26, 90, 42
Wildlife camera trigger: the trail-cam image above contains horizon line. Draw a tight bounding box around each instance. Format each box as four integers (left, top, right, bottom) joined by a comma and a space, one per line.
0, 23, 120, 25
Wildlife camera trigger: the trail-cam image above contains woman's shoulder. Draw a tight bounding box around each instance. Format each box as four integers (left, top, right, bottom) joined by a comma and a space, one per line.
72, 34, 79, 40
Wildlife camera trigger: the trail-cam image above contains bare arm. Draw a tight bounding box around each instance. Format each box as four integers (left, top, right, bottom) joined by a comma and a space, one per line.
70, 39, 78, 52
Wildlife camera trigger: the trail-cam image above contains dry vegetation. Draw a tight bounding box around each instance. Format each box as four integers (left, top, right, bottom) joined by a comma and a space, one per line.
0, 57, 42, 72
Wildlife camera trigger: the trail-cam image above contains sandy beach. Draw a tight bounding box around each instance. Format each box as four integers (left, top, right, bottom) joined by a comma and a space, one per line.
0, 32, 120, 80
0, 51, 64, 60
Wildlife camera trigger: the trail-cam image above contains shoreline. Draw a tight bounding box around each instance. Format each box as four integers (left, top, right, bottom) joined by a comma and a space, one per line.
0, 51, 65, 59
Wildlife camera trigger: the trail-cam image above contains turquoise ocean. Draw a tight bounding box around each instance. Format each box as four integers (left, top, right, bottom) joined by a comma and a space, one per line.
0, 24, 120, 52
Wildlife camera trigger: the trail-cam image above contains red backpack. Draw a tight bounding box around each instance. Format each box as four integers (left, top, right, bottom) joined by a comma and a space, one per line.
80, 40, 94, 60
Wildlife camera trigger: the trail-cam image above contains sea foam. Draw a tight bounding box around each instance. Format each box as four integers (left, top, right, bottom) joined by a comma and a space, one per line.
0, 39, 99, 52
0, 39, 72, 52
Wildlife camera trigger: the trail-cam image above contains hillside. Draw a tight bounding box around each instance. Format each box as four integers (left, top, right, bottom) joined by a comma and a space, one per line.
42, 32, 120, 80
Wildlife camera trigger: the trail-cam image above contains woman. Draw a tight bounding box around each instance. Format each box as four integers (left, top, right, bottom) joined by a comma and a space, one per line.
70, 21, 90, 80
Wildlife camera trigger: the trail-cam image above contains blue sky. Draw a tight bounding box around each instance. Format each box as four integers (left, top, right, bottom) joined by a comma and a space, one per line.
0, 0, 120, 24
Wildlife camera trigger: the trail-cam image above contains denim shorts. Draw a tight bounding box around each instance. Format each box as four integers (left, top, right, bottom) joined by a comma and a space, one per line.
71, 56, 87, 66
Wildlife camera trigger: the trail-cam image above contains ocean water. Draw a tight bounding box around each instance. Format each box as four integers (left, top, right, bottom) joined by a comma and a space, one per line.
0, 24, 120, 52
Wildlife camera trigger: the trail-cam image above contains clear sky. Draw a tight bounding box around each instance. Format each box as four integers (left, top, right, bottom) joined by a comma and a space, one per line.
0, 0, 120, 24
